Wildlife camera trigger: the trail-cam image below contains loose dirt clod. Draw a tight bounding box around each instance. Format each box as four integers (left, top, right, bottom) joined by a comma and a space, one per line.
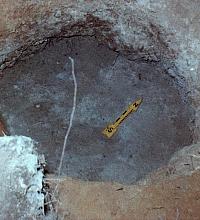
0, 136, 44, 219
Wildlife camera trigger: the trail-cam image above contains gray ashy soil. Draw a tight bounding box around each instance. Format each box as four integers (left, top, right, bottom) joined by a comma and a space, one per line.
0, 36, 194, 184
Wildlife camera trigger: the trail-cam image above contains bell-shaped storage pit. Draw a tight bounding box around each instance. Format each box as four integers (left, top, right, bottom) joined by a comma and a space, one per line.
0, 36, 194, 184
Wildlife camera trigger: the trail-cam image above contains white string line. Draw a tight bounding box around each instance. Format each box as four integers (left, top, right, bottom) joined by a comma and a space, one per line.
57, 57, 77, 176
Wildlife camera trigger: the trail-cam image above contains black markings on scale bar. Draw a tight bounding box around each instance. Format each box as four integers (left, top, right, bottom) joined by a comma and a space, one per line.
115, 117, 121, 122
133, 103, 139, 107
122, 110, 127, 115
107, 127, 113, 133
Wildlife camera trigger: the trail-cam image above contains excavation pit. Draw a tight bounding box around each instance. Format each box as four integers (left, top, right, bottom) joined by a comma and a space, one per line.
0, 36, 194, 184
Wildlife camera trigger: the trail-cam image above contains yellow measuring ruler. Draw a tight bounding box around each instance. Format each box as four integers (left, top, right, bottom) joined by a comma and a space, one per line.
102, 98, 142, 138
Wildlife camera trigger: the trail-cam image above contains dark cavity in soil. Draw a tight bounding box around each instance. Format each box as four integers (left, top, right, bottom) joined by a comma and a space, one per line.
0, 36, 194, 184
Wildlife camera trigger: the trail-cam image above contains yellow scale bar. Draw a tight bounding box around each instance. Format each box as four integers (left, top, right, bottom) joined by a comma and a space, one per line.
102, 98, 142, 138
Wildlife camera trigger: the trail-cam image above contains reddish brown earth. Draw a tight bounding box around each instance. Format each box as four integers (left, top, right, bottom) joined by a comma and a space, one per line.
48, 171, 200, 220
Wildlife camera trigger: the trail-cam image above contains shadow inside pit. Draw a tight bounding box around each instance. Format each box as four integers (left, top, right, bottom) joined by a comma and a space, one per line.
0, 36, 194, 184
